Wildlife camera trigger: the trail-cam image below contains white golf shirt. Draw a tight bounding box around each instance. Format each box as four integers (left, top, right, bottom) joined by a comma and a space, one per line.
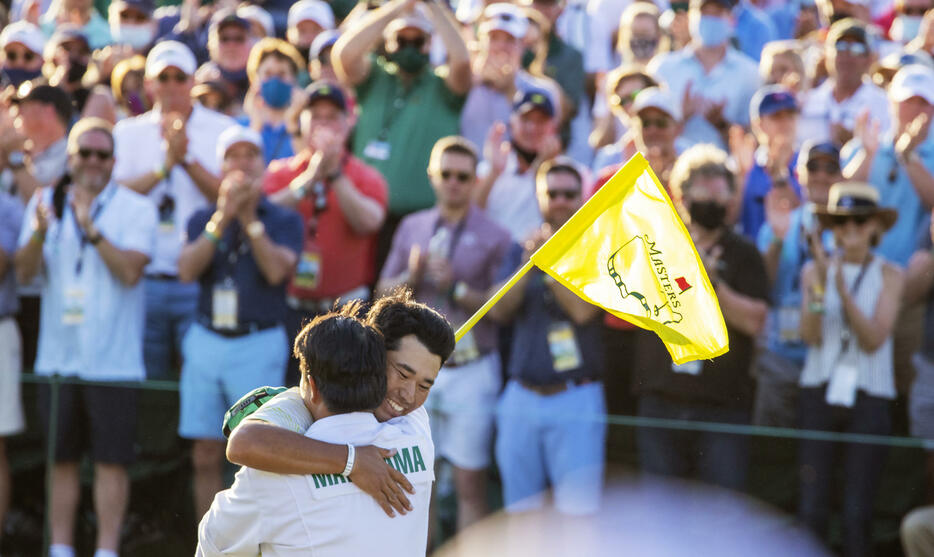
197, 409, 435, 557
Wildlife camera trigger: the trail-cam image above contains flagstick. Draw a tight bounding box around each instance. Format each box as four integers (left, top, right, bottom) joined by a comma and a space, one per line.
455, 260, 534, 342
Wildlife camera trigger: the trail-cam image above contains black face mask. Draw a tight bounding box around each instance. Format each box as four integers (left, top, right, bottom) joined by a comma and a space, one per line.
66, 58, 87, 84
688, 200, 727, 230
511, 140, 538, 166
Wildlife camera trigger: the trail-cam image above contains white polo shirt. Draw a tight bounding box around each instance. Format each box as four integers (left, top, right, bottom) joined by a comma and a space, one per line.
797, 78, 891, 147
480, 152, 543, 244
112, 104, 236, 275
197, 410, 435, 557
17, 183, 157, 380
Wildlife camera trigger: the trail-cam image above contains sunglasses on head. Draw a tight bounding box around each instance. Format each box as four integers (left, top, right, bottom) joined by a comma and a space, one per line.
76, 148, 113, 161
834, 40, 868, 56
4, 49, 36, 63
639, 116, 671, 129
829, 213, 871, 227
546, 189, 579, 201
440, 169, 472, 183
806, 160, 840, 174
157, 71, 188, 83
396, 36, 427, 50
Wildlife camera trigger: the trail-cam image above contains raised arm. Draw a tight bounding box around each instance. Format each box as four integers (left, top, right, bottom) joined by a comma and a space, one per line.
424, 0, 471, 95
333, 0, 413, 87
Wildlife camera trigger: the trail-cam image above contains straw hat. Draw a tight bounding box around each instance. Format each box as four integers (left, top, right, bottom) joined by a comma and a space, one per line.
815, 181, 897, 230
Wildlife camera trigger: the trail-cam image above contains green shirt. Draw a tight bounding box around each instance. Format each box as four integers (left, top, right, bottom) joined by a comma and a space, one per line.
352, 56, 466, 216
544, 34, 585, 117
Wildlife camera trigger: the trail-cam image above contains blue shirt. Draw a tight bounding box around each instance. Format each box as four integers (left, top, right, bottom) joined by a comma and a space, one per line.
735, 2, 778, 61
0, 193, 23, 317
766, 2, 799, 40
842, 135, 934, 267
497, 243, 604, 385
740, 150, 802, 240
186, 198, 303, 325
648, 47, 760, 150
234, 118, 295, 165
756, 206, 833, 363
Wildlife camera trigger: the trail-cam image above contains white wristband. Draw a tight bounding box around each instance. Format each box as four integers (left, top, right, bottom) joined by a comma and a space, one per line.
341, 444, 356, 478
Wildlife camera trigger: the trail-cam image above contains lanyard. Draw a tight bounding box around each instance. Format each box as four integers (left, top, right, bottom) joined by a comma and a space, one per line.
72, 184, 117, 276
431, 213, 468, 261
378, 74, 419, 141
838, 254, 872, 353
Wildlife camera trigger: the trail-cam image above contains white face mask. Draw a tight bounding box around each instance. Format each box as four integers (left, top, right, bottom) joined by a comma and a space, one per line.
111, 23, 155, 50
891, 15, 923, 43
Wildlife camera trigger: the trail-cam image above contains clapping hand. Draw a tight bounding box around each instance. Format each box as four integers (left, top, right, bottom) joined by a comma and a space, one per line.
854, 109, 880, 155
161, 113, 189, 167
483, 122, 510, 178
896, 113, 931, 161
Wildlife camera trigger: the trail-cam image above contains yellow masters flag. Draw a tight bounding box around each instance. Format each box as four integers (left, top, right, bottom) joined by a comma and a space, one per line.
529, 153, 728, 364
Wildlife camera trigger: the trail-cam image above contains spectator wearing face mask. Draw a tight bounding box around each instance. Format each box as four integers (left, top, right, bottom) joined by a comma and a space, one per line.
241, 39, 306, 164
40, 0, 112, 50
333, 0, 471, 270
287, 0, 335, 83
649, 0, 761, 150
0, 22, 45, 88
617, 2, 663, 67
107, 0, 157, 53
43, 25, 93, 114
886, 0, 932, 44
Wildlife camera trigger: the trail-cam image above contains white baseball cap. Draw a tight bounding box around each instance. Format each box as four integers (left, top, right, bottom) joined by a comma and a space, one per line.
145, 40, 197, 78
0, 21, 46, 55
288, 0, 335, 30
479, 3, 529, 40
632, 86, 682, 122
889, 64, 934, 105
237, 4, 275, 37
217, 125, 263, 163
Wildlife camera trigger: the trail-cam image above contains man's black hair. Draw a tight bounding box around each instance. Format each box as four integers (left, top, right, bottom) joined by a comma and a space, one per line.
293, 304, 387, 413
367, 288, 455, 366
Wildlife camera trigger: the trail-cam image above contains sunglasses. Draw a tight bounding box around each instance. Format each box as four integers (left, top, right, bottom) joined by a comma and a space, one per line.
440, 169, 472, 183
805, 160, 840, 174
834, 41, 868, 56
4, 49, 37, 63
76, 148, 113, 161
158, 71, 188, 83
546, 189, 579, 201
829, 214, 871, 227
219, 34, 247, 44
396, 36, 427, 50
639, 116, 671, 129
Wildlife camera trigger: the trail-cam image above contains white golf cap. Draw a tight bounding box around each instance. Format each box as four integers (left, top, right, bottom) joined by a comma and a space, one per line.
889, 64, 934, 105
288, 0, 335, 30
145, 40, 197, 78
384, 10, 433, 38
0, 21, 46, 55
217, 125, 263, 163
479, 3, 528, 39
237, 4, 275, 37
632, 86, 682, 122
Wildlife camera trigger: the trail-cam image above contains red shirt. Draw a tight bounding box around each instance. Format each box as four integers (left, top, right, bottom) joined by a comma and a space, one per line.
263, 152, 388, 299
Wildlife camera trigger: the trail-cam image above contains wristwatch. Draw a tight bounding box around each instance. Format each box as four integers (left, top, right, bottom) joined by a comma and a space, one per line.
88, 226, 103, 245
7, 151, 25, 169
246, 220, 265, 240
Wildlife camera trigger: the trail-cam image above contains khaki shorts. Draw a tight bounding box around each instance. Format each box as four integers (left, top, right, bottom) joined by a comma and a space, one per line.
0, 317, 24, 436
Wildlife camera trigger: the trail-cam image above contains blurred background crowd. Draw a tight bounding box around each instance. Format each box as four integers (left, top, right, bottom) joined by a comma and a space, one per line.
3, 0, 934, 555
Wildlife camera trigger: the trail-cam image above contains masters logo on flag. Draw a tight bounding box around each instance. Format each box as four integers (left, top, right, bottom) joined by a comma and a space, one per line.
527, 153, 729, 364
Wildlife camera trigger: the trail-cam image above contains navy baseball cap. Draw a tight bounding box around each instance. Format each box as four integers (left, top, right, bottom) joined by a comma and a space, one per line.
512, 89, 555, 118
112, 0, 154, 16
799, 140, 840, 163
690, 0, 737, 9
210, 9, 251, 34
306, 81, 347, 112
751, 85, 799, 120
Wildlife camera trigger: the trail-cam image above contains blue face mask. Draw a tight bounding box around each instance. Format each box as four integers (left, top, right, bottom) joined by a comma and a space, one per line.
2, 67, 41, 87
260, 77, 293, 109
691, 15, 733, 47
894, 15, 923, 43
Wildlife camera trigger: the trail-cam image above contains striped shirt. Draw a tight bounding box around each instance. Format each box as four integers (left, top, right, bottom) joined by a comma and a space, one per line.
800, 255, 896, 399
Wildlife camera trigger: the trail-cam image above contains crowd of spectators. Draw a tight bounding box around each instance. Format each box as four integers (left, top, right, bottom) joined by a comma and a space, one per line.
3, 0, 934, 555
